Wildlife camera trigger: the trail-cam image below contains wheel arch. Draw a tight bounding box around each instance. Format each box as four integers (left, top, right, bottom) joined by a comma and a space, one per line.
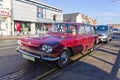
66, 47, 74, 57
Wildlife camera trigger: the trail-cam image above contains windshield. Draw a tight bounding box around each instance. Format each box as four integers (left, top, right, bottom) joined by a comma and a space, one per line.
49, 23, 78, 34
96, 25, 108, 31
113, 28, 120, 31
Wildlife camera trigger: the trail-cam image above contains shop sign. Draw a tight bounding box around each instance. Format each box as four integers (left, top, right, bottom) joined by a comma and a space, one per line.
37, 6, 43, 18
0, 9, 10, 17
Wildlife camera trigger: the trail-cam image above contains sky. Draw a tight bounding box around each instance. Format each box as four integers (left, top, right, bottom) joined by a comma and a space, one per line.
40, 0, 120, 24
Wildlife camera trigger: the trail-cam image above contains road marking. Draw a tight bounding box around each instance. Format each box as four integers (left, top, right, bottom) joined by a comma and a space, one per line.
34, 67, 59, 80
70, 50, 90, 61
70, 53, 83, 60
0, 46, 17, 50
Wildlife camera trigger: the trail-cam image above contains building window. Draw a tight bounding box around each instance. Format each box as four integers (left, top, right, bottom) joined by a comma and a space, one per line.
53, 14, 56, 21
85, 25, 91, 34
0, 4, 2, 6
79, 25, 85, 35
91, 26, 96, 34
37, 6, 43, 18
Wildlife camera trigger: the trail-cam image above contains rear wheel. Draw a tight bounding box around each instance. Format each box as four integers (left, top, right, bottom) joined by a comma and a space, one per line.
58, 49, 70, 68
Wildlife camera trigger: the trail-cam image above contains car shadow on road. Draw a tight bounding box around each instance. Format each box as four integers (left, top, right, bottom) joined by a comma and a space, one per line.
50, 43, 120, 80
50, 61, 120, 80
89, 47, 120, 80
50, 51, 120, 80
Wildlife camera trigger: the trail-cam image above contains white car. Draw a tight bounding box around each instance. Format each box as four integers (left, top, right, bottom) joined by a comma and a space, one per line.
96, 25, 113, 43
113, 28, 120, 35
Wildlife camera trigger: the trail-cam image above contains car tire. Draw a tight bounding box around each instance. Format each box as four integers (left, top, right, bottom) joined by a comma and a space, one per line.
58, 49, 70, 68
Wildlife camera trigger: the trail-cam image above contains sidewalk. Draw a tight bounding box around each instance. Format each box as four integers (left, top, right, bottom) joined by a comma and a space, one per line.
0, 35, 33, 40
0, 31, 48, 40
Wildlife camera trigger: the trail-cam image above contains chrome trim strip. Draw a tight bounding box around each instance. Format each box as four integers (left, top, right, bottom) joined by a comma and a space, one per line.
42, 56, 60, 61
17, 47, 40, 59
16, 46, 60, 61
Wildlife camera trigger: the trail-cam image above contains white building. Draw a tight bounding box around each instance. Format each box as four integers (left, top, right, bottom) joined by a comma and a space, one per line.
63, 13, 97, 25
63, 13, 82, 23
0, 1, 11, 35
0, 0, 63, 36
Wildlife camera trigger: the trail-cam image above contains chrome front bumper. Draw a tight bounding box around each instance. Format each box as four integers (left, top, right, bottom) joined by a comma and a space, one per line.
98, 36, 107, 42
99, 38, 107, 42
16, 46, 60, 61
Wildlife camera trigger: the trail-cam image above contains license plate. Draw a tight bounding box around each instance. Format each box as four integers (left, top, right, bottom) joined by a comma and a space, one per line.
22, 54, 35, 61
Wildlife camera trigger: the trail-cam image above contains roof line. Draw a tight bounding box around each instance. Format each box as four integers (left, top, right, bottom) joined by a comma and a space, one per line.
27, 0, 62, 11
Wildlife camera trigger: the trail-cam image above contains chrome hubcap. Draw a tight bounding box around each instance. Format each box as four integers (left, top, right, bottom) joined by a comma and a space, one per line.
61, 52, 68, 65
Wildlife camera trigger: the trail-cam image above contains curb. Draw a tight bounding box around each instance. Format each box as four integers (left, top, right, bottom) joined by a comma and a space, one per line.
0, 36, 28, 40
0, 37, 18, 40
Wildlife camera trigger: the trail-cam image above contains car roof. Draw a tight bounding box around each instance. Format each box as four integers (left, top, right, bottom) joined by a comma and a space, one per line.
54, 22, 93, 26
96, 25, 108, 26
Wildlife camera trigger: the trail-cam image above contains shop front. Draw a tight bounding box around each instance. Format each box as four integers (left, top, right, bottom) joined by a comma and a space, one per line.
12, 0, 62, 36
14, 21, 32, 36
0, 8, 11, 36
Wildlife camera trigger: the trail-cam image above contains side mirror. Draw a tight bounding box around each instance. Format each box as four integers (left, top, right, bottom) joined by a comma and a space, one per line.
110, 30, 112, 32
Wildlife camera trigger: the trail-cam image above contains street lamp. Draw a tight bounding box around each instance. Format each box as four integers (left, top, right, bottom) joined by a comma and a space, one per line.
10, 0, 14, 36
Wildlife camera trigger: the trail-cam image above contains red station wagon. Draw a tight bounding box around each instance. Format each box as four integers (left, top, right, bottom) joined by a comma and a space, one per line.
16, 22, 98, 67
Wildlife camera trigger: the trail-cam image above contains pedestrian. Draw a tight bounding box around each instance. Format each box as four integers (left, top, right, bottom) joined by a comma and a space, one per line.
27, 23, 31, 35
15, 22, 21, 36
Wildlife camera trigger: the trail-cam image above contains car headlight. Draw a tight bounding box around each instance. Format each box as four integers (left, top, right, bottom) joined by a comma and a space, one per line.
17, 40, 21, 45
41, 44, 53, 53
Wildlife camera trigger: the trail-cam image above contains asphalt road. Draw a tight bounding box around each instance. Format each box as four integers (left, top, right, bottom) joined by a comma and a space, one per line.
0, 39, 58, 80
0, 34, 120, 80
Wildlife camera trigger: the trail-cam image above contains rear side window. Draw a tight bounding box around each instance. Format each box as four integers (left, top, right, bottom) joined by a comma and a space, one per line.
79, 25, 85, 35
91, 26, 96, 34
85, 25, 91, 34
69, 24, 79, 35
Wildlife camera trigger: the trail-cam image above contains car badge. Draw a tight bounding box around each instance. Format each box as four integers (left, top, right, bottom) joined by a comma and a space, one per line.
28, 42, 31, 45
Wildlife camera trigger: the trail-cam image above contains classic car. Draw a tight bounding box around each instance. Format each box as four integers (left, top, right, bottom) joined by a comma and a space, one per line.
16, 22, 98, 67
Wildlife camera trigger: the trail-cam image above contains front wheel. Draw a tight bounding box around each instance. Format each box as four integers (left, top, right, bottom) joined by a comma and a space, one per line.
58, 49, 70, 68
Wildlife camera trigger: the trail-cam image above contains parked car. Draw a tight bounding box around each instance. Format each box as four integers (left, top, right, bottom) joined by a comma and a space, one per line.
16, 22, 98, 67
113, 28, 120, 35
96, 25, 113, 43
